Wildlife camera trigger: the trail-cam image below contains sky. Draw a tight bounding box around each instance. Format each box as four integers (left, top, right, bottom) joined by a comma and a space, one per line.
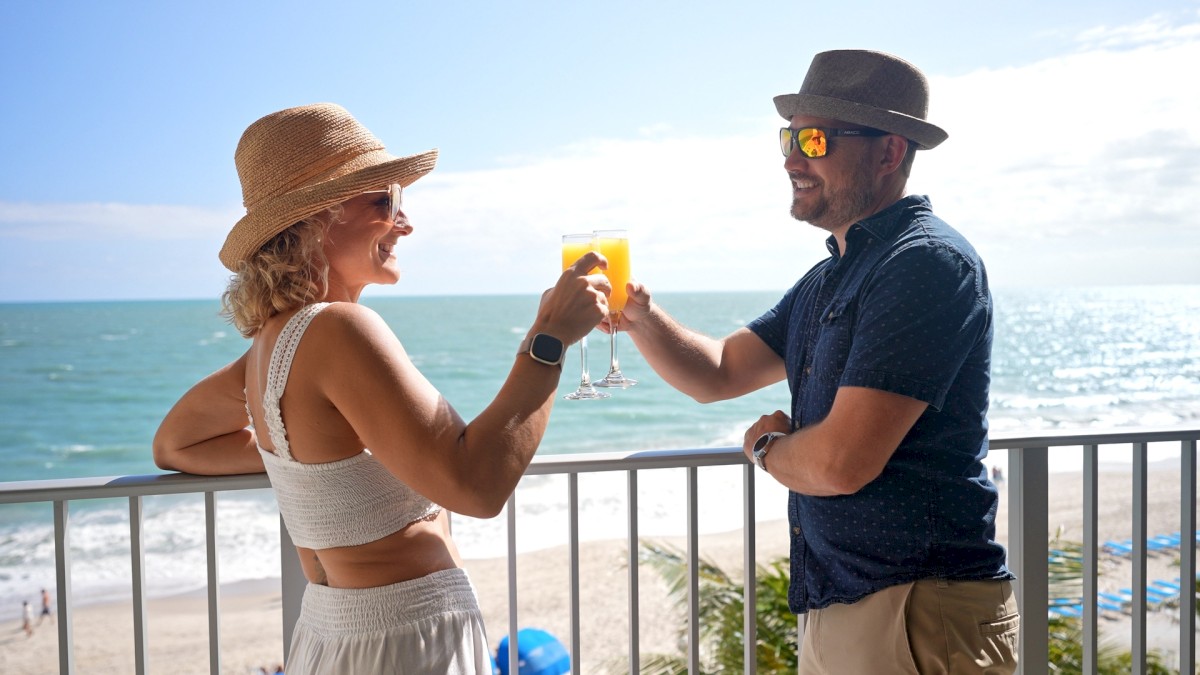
1, 0, 1198, 303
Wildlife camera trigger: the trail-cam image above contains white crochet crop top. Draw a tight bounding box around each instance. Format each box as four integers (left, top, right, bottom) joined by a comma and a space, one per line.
254, 303, 441, 549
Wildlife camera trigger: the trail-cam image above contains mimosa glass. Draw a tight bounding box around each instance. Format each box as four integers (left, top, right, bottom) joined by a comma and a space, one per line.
593, 229, 637, 388
561, 234, 609, 400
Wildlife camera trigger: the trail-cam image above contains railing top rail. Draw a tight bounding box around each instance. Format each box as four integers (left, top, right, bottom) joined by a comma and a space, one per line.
987, 425, 1200, 449
2, 426, 1196, 505
523, 446, 745, 474
0, 472, 271, 505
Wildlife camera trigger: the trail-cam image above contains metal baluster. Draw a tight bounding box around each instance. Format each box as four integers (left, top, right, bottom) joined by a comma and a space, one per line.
205, 491, 221, 675
687, 467, 699, 672
1009, 445, 1048, 675
1082, 444, 1098, 673
54, 500, 74, 674
627, 470, 640, 674
507, 492, 519, 675
130, 495, 148, 675
743, 463, 756, 674
568, 473, 581, 674
1180, 438, 1197, 673
1132, 442, 1148, 674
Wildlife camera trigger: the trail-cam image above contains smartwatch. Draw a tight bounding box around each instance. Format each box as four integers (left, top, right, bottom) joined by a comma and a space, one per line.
752, 431, 786, 472
518, 333, 566, 368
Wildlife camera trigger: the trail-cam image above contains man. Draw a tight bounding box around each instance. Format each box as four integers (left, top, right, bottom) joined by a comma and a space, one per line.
619, 50, 1018, 673
38, 588, 53, 625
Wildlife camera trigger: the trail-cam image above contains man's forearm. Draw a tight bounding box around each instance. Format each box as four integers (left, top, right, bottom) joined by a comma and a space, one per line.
624, 302, 734, 403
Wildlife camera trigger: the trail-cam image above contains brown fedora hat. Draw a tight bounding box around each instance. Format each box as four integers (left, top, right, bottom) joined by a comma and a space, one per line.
219, 103, 438, 270
774, 50, 947, 150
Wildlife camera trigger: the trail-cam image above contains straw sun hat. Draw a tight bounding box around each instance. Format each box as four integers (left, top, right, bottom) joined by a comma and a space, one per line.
773, 49, 948, 150
219, 103, 438, 271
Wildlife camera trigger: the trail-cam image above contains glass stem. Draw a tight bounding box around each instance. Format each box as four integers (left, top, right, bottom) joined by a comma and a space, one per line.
578, 335, 592, 386
608, 315, 621, 373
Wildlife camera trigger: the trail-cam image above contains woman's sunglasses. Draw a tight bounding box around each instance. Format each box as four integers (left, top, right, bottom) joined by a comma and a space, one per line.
362, 183, 404, 222
779, 127, 888, 158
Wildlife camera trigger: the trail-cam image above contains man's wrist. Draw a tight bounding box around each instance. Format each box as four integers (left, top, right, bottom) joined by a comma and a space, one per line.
752, 431, 786, 472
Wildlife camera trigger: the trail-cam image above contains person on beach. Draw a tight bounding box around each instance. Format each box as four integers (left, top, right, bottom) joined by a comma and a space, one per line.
22, 600, 34, 637
153, 103, 609, 674
37, 588, 52, 625
616, 50, 1019, 673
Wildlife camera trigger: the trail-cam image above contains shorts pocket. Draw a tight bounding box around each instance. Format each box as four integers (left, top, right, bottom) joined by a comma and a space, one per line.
979, 613, 1020, 637
978, 612, 1020, 673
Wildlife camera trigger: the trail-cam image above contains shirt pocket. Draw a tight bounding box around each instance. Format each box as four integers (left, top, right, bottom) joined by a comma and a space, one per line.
812, 298, 855, 376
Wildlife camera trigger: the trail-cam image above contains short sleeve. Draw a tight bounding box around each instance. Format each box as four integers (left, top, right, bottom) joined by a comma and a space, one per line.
840, 240, 990, 410
747, 278, 803, 359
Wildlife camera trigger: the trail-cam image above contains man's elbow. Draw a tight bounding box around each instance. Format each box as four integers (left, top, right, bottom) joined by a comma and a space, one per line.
686, 380, 740, 404
821, 462, 884, 495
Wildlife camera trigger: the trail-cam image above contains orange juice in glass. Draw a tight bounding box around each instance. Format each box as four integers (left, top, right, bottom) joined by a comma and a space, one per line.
562, 239, 596, 274
593, 229, 637, 388
595, 234, 631, 313
560, 234, 608, 400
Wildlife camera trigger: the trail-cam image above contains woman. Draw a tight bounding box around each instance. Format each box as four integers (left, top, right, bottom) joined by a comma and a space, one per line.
153, 103, 609, 673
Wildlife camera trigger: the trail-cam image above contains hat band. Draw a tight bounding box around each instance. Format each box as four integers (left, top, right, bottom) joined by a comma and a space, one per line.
243, 144, 390, 209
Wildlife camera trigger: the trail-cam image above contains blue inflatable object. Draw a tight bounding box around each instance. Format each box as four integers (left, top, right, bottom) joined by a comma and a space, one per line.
495, 627, 570, 675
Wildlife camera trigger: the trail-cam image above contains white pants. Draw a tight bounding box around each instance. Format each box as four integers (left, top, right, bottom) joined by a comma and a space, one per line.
287, 568, 491, 674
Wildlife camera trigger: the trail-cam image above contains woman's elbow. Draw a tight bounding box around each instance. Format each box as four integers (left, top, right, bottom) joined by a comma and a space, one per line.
445, 491, 507, 520
438, 470, 516, 519
152, 442, 179, 472
151, 428, 184, 472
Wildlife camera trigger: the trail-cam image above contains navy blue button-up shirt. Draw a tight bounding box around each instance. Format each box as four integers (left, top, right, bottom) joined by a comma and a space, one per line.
747, 195, 1012, 613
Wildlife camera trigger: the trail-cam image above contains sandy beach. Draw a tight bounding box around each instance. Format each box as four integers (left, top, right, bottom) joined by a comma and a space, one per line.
1, 466, 1195, 674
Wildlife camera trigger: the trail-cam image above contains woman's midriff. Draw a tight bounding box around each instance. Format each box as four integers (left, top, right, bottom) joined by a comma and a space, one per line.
296, 511, 462, 588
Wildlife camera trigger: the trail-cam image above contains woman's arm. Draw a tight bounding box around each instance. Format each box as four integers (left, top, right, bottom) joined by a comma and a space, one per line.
153, 350, 265, 475
317, 255, 610, 518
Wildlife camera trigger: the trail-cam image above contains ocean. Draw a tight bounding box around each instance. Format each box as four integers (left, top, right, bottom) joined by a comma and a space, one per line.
1, 286, 1199, 618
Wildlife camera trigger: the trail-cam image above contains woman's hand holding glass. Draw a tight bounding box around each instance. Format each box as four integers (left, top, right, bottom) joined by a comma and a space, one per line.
558, 235, 611, 400
538, 248, 612, 353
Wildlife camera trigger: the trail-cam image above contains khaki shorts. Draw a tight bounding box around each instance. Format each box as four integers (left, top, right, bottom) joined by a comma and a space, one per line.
799, 579, 1019, 674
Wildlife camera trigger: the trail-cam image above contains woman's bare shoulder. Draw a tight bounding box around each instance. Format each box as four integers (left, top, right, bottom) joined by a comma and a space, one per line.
309, 302, 394, 339
300, 302, 407, 367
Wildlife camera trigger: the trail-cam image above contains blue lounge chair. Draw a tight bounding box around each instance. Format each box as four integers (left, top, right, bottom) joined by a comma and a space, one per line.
1098, 591, 1130, 607
1049, 604, 1083, 618
1103, 540, 1132, 556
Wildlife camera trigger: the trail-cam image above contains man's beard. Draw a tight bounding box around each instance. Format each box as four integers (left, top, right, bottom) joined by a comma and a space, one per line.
789, 155, 877, 231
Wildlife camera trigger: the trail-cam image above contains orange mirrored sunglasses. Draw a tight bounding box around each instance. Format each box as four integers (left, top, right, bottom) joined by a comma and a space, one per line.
779, 127, 888, 158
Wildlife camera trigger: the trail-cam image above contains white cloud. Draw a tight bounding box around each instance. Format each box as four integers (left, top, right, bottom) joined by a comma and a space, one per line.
908, 17, 1200, 286
404, 15, 1200, 294
0, 201, 240, 241
5, 11, 1199, 300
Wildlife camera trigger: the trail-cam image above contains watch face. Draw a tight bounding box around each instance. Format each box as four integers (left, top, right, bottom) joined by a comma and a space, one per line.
530, 333, 565, 365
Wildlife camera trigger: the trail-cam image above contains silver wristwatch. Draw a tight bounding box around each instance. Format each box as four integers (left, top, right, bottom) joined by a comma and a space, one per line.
752, 432, 786, 472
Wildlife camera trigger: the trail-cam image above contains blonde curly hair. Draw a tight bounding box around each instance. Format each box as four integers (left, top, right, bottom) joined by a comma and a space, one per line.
220, 206, 341, 337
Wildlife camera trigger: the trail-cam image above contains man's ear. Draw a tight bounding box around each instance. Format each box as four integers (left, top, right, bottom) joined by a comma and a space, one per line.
879, 134, 909, 174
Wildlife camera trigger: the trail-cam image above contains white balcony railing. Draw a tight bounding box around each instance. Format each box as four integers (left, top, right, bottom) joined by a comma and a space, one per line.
1, 426, 1197, 675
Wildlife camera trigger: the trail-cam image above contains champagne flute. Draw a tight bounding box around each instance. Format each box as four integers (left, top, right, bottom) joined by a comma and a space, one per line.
593, 229, 638, 388
561, 234, 609, 400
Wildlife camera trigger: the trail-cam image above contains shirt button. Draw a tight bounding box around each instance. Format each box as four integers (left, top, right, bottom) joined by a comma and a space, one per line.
793, 527, 801, 535
804, 367, 812, 375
